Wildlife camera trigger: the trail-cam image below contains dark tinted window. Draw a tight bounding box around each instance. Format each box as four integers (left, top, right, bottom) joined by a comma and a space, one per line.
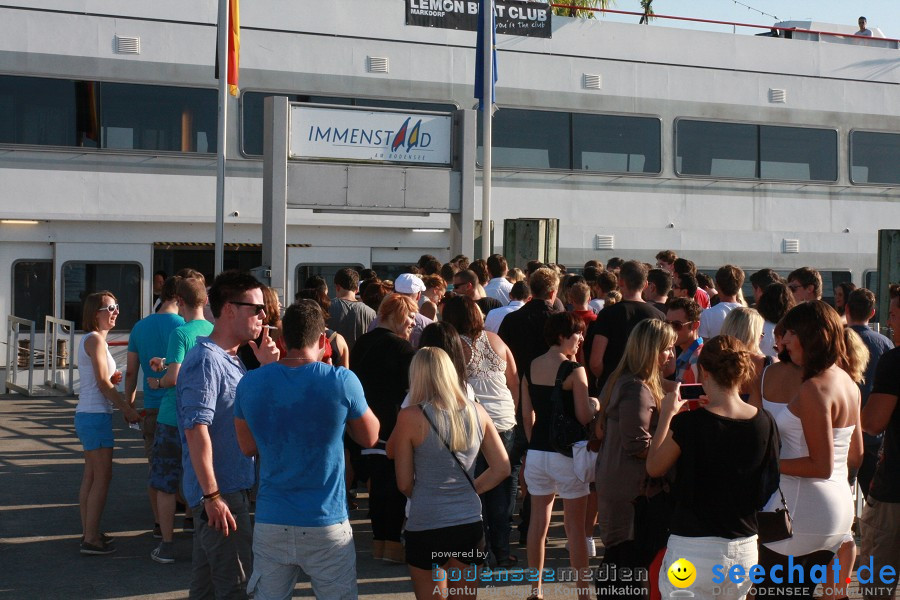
0, 76, 98, 147
241, 93, 455, 156
676, 120, 837, 182
0, 75, 216, 152
62, 262, 142, 331
851, 131, 900, 185
572, 114, 660, 173
101, 83, 216, 152
677, 120, 757, 177
13, 261, 53, 332
760, 126, 836, 181
479, 109, 570, 169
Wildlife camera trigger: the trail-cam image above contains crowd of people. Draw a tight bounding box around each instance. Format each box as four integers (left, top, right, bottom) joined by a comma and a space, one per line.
72, 251, 900, 600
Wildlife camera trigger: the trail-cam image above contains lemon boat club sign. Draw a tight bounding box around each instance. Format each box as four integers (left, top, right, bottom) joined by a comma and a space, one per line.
406, 0, 552, 38
290, 106, 453, 166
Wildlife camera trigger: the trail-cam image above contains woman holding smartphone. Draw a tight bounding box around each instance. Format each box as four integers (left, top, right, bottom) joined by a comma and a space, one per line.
647, 335, 780, 600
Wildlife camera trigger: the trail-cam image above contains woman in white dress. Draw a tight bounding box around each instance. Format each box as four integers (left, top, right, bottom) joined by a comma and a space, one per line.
758, 301, 867, 599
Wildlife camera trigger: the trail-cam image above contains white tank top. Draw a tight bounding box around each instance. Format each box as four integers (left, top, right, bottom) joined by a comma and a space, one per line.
76, 332, 115, 414
462, 332, 517, 431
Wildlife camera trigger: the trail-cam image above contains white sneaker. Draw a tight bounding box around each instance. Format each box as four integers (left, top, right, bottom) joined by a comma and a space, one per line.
586, 537, 596, 558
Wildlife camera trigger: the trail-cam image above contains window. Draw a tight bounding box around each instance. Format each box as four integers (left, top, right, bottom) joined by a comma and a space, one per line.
760, 126, 836, 181
864, 270, 879, 302
0, 75, 216, 152
851, 131, 900, 185
573, 114, 660, 173
479, 109, 570, 169
478, 109, 661, 173
62, 262, 142, 331
101, 83, 217, 152
242, 93, 456, 156
295, 264, 364, 299
676, 120, 837, 182
12, 261, 53, 332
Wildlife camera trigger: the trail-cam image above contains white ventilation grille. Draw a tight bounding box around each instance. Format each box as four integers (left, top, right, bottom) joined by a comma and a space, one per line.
367, 56, 389, 73
583, 74, 602, 90
782, 238, 800, 254
594, 234, 615, 250
115, 35, 141, 54
769, 88, 786, 103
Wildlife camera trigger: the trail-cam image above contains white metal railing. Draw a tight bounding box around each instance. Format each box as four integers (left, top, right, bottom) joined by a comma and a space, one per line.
5, 316, 36, 396
44, 317, 75, 395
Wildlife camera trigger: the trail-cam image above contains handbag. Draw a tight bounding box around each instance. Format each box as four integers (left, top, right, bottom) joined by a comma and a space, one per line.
549, 360, 585, 457
572, 440, 597, 483
757, 487, 793, 543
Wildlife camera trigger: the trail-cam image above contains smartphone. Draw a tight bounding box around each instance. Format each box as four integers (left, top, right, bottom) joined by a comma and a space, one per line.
679, 383, 705, 410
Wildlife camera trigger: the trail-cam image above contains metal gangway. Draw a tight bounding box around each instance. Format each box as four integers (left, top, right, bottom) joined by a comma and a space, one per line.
4, 315, 75, 396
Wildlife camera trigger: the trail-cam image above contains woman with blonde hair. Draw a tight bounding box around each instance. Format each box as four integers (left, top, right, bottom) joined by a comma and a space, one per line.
76, 291, 141, 554
391, 348, 510, 600
595, 318, 677, 599
720, 306, 772, 404
757, 301, 866, 599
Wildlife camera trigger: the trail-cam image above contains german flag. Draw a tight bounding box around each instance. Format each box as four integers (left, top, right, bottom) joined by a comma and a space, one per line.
214, 0, 240, 96
227, 0, 240, 96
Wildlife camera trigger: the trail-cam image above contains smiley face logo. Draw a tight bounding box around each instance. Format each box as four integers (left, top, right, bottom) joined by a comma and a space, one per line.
667, 558, 696, 588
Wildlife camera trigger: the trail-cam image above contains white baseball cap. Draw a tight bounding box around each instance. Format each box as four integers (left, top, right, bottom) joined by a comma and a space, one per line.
395, 273, 426, 294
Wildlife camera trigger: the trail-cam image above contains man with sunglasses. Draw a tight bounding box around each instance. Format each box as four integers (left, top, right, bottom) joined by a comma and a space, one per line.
177, 270, 279, 599
786, 266, 822, 303
666, 297, 703, 384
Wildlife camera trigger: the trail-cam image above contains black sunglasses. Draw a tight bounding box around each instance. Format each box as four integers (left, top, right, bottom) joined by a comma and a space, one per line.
229, 301, 266, 315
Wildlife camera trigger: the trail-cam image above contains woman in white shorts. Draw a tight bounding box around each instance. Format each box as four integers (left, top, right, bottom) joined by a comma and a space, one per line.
521, 312, 598, 600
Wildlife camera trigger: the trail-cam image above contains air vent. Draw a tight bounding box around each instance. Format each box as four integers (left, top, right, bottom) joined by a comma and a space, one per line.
769, 88, 786, 103
115, 35, 141, 54
367, 56, 389, 73
782, 238, 800, 254
594, 234, 615, 250
583, 74, 602, 90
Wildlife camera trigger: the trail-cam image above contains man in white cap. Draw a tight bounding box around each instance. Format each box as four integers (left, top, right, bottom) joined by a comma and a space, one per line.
366, 273, 434, 347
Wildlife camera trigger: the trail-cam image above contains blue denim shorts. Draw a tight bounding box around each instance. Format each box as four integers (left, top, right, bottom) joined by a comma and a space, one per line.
75, 412, 114, 451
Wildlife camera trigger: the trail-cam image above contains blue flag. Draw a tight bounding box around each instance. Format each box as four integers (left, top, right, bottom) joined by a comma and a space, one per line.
474, 0, 497, 111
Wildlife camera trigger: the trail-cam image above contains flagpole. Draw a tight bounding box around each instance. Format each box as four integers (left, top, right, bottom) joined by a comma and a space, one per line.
480, 0, 492, 261
214, 0, 229, 277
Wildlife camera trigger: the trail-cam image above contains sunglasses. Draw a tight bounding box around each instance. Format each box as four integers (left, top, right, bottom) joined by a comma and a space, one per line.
97, 303, 120, 313
229, 301, 266, 315
665, 319, 695, 331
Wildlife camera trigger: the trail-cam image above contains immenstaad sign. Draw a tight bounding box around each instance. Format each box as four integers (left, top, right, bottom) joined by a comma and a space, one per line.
290, 106, 453, 166
406, 0, 552, 38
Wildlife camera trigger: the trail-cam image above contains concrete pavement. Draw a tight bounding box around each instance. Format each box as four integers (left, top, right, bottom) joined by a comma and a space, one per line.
0, 393, 581, 599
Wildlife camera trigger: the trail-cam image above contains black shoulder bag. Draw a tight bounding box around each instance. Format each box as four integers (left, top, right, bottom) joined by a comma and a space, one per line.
419, 406, 478, 493
756, 410, 793, 543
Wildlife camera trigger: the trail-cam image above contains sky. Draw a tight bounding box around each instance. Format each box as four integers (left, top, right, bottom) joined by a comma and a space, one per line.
594, 0, 898, 38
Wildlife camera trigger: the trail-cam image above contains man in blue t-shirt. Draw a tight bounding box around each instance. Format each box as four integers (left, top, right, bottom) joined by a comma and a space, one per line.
125, 276, 184, 534
846, 288, 894, 499
177, 271, 279, 599
235, 299, 378, 599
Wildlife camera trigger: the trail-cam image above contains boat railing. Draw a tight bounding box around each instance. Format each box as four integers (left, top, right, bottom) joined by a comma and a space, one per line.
549, 4, 900, 48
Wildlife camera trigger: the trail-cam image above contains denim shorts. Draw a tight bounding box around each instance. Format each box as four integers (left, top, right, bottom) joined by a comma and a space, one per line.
149, 423, 183, 494
74, 412, 114, 451
249, 520, 357, 600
